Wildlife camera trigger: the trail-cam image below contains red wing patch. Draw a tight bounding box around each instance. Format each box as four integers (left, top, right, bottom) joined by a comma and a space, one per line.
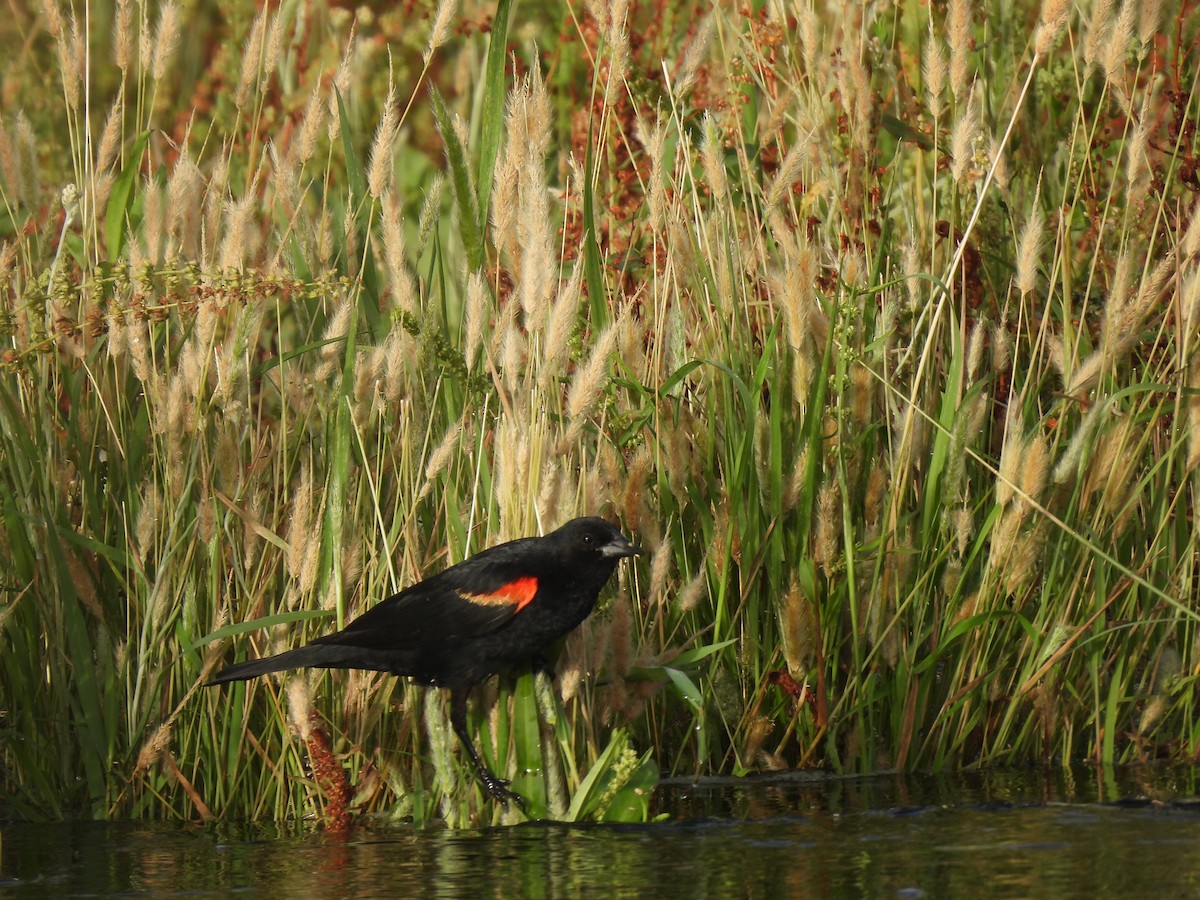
460, 576, 539, 612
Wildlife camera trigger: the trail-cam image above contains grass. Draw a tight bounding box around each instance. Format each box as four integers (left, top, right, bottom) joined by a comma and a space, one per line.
1, 0, 1198, 826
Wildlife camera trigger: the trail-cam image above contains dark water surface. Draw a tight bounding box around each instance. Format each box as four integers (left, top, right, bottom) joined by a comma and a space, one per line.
3, 767, 1200, 898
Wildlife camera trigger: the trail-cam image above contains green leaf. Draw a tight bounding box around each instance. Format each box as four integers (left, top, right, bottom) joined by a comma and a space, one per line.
186, 608, 334, 653
105, 130, 150, 261
476, 0, 514, 226
429, 88, 484, 273
882, 113, 935, 150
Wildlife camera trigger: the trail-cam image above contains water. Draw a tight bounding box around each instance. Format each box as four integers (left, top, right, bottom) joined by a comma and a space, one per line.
3, 767, 1200, 898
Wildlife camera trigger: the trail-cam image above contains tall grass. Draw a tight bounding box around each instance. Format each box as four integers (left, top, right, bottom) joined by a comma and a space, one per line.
1, 0, 1197, 825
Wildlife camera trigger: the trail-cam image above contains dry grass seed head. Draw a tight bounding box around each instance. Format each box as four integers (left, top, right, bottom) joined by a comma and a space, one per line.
235, 10, 267, 111
382, 190, 418, 315
1034, 0, 1071, 56
780, 576, 817, 676
1016, 186, 1046, 296
924, 25, 948, 117
152, 2, 181, 82
424, 0, 458, 63
948, 0, 972, 104
814, 479, 841, 577
368, 79, 401, 200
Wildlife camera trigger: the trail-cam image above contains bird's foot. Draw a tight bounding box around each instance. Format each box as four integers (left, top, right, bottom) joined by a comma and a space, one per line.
479, 770, 526, 810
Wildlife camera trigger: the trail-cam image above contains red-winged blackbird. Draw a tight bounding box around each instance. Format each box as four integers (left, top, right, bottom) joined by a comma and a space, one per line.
210, 516, 641, 806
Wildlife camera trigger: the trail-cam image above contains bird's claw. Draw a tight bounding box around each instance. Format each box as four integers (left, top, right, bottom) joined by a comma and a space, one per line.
482, 772, 526, 809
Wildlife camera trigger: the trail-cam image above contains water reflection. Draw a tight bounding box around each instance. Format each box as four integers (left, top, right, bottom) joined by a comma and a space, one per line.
3, 767, 1200, 898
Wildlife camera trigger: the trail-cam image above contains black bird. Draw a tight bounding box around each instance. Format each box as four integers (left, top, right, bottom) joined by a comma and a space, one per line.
210, 516, 641, 805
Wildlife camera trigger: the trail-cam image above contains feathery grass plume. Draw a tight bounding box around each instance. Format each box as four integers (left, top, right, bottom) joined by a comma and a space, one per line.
96, 95, 124, 175
243, 492, 264, 570
603, 0, 631, 110
418, 420, 465, 501
1017, 431, 1049, 510
490, 150, 519, 268
674, 14, 714, 99
40, 0, 63, 38
235, 9, 267, 111
167, 153, 204, 258
864, 464, 887, 531
952, 506, 973, 557
1034, 0, 1071, 56
287, 463, 315, 582
923, 24, 948, 117
764, 129, 814, 214
515, 75, 554, 330
203, 155, 230, 262
55, 10, 82, 111
564, 315, 622, 447
846, 53, 872, 156
541, 256, 584, 388
1183, 196, 1200, 261
1052, 402, 1103, 483
647, 540, 673, 607
134, 480, 159, 566
424, 691, 456, 811
966, 316, 987, 382
636, 114, 668, 235
622, 447, 653, 532
1083, 0, 1114, 72
328, 30, 357, 142
1015, 179, 1045, 296
368, 79, 400, 200
1082, 417, 1138, 516
215, 298, 265, 406
1101, 0, 1136, 107
851, 363, 873, 428
287, 678, 314, 741
947, 0, 972, 105
134, 724, 172, 776
1125, 103, 1151, 201
780, 577, 816, 677
423, 0, 458, 65
218, 195, 260, 271
141, 178, 165, 264
462, 269, 487, 369
500, 320, 526, 398
813, 480, 841, 578
996, 426, 1022, 507
0, 118, 24, 206
797, 0, 819, 76
608, 590, 633, 681
949, 84, 978, 182
700, 113, 728, 207
264, 10, 285, 79
381, 191, 417, 315
315, 297, 353, 383
291, 87, 324, 168
1138, 0, 1163, 44
1070, 249, 1176, 398
677, 563, 708, 613
151, 2, 181, 82
902, 240, 922, 311
415, 174, 444, 259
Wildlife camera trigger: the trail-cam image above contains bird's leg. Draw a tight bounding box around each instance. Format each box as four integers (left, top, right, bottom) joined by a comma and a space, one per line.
449, 691, 526, 809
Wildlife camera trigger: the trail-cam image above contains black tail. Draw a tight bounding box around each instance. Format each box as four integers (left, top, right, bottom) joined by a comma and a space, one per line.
208, 643, 401, 685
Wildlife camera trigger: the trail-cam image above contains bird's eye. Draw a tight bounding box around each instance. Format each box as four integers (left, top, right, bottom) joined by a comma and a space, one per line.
582, 533, 595, 546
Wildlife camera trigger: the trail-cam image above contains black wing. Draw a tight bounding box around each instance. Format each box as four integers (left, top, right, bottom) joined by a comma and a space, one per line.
311, 537, 546, 652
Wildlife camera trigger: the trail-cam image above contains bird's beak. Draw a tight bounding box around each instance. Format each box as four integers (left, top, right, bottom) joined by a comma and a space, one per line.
602, 533, 643, 559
